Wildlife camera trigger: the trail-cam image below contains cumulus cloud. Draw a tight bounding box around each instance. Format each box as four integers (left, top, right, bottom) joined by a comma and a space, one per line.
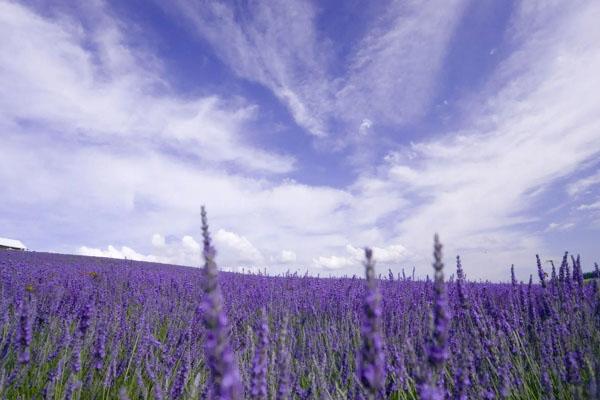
214, 229, 264, 264
181, 235, 201, 252
314, 243, 410, 270
151, 233, 165, 248
279, 250, 297, 263
78, 230, 270, 270
78, 245, 157, 262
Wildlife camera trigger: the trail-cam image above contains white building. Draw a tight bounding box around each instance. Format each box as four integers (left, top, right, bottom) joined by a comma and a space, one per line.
0, 237, 27, 251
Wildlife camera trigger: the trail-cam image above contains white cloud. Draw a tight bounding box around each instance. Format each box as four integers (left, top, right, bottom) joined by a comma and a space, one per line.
181, 235, 201, 252
343, 0, 600, 279
169, 0, 331, 137
78, 230, 269, 270
545, 222, 576, 233
568, 170, 600, 197
169, 0, 468, 144
279, 250, 297, 263
3, 0, 600, 281
0, 1, 294, 174
577, 200, 600, 211
151, 233, 165, 248
78, 245, 157, 262
313, 243, 410, 270
335, 0, 468, 128
214, 229, 264, 264
358, 119, 373, 136
313, 254, 355, 270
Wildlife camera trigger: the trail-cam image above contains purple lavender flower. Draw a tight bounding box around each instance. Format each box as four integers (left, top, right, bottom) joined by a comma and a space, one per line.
565, 351, 581, 384
511, 264, 517, 287
79, 301, 93, 338
429, 235, 449, 367
171, 346, 190, 399
250, 308, 269, 400
573, 255, 584, 288
65, 377, 82, 400
418, 234, 449, 400
452, 367, 470, 400
559, 252, 568, 283
456, 255, 467, 309
276, 315, 291, 400
199, 206, 243, 400
93, 321, 106, 370
358, 247, 386, 399
550, 260, 557, 291
119, 387, 130, 400
17, 298, 32, 365
536, 254, 547, 289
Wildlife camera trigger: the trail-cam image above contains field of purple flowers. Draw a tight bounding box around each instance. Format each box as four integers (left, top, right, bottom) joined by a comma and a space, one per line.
0, 210, 599, 399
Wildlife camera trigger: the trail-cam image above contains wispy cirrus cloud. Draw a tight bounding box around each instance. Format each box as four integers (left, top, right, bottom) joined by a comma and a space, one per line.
169, 0, 468, 143
0, 0, 294, 174
334, 0, 468, 130
169, 0, 333, 137
341, 0, 600, 278
568, 170, 600, 197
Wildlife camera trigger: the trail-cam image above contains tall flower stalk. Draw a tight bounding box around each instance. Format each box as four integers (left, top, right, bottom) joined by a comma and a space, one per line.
429, 234, 449, 368
276, 315, 291, 400
17, 297, 32, 365
200, 206, 243, 400
250, 307, 269, 400
456, 255, 467, 310
536, 254, 547, 289
358, 247, 386, 399
419, 234, 449, 400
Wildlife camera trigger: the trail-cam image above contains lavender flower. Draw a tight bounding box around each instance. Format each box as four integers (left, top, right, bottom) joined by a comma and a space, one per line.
429, 235, 449, 368
452, 367, 470, 400
276, 316, 291, 400
536, 254, 547, 289
511, 264, 517, 287
573, 255, 584, 288
93, 322, 106, 370
171, 346, 190, 399
418, 234, 449, 400
250, 308, 269, 400
358, 247, 386, 399
17, 298, 32, 365
565, 351, 581, 384
119, 387, 130, 400
456, 255, 467, 309
79, 301, 93, 338
200, 206, 243, 400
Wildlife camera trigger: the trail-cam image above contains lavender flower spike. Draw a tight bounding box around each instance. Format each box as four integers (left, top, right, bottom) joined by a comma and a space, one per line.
536, 254, 547, 289
17, 298, 32, 365
419, 234, 449, 400
429, 234, 449, 368
200, 206, 243, 400
250, 307, 269, 400
456, 255, 467, 309
358, 247, 386, 399
276, 315, 291, 400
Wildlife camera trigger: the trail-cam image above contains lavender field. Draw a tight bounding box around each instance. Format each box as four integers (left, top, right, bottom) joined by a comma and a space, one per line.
1, 213, 599, 400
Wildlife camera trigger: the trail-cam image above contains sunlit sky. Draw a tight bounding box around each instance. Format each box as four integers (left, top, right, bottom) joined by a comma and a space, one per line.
1, 0, 600, 280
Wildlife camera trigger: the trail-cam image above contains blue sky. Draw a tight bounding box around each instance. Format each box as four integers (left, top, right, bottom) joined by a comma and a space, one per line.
1, 0, 600, 280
